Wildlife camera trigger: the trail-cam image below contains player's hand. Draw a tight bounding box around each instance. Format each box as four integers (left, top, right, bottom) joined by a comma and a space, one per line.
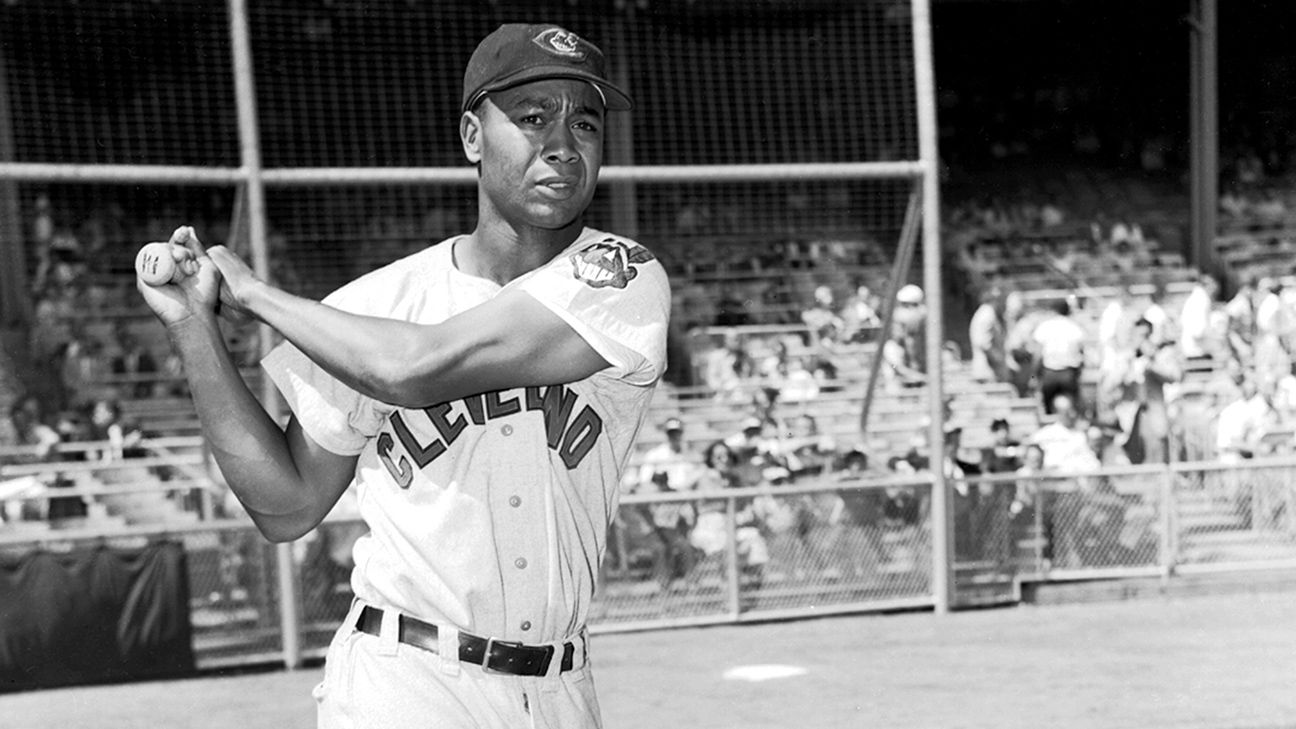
136, 226, 220, 328
205, 245, 262, 324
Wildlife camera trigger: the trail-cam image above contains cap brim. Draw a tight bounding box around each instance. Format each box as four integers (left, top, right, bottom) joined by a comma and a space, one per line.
465, 66, 633, 112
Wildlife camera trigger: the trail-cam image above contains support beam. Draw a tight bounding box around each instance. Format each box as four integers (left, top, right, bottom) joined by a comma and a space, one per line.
911, 0, 952, 615
1189, 0, 1219, 278
0, 41, 30, 327
228, 0, 301, 671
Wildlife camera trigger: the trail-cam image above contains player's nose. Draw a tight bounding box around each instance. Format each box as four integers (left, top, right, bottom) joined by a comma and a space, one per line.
541, 123, 580, 165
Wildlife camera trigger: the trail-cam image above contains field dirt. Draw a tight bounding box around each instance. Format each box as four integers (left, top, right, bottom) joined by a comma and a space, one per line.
2, 592, 1294, 729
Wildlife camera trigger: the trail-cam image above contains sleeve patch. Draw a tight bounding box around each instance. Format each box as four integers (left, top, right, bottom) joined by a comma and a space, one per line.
569, 238, 657, 290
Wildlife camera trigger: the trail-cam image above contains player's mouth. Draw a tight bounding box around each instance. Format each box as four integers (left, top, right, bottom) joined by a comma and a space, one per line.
536, 176, 582, 198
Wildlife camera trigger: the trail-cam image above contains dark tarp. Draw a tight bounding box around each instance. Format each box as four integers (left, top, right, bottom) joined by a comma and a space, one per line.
0, 541, 195, 692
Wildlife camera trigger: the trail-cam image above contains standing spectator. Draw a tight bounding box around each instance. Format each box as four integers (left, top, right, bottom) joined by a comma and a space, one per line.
1031, 298, 1087, 414
1098, 283, 1135, 366
1141, 279, 1170, 346
1179, 274, 1219, 363
894, 283, 927, 373
1003, 292, 1049, 397
968, 287, 1006, 383
1225, 275, 1259, 356
1107, 318, 1183, 464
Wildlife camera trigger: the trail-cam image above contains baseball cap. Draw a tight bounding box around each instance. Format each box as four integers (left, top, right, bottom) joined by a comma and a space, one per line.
741, 416, 763, 432
897, 284, 924, 304
462, 24, 633, 113
662, 417, 683, 432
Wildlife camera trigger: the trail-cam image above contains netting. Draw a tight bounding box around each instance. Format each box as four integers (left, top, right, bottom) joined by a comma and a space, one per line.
1, 0, 920, 296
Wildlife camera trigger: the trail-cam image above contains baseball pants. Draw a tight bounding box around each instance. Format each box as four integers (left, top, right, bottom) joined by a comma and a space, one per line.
314, 601, 603, 729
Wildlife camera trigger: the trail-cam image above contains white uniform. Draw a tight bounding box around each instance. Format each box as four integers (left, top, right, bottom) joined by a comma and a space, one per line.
263, 228, 670, 729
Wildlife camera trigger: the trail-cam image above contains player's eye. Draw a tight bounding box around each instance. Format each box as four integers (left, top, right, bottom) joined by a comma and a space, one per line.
573, 120, 600, 134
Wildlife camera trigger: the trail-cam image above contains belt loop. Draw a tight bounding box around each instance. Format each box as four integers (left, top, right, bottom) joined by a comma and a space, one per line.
574, 629, 588, 669
438, 624, 461, 676
345, 599, 366, 634
542, 639, 563, 681
378, 609, 400, 656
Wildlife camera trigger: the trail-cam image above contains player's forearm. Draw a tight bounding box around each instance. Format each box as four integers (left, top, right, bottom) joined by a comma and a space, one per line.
241, 281, 447, 405
166, 314, 321, 522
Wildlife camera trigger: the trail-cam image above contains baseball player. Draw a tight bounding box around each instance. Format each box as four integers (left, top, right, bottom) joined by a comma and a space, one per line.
138, 24, 668, 729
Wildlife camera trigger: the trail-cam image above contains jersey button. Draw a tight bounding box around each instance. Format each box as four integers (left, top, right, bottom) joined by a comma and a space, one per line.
501, 425, 514, 436
514, 557, 527, 569
509, 495, 522, 508
520, 621, 532, 631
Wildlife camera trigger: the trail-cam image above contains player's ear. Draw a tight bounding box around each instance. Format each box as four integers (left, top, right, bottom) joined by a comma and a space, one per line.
460, 110, 483, 164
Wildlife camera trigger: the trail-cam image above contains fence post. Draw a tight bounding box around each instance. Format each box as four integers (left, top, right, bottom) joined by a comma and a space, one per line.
1159, 464, 1176, 582
725, 495, 741, 619
228, 0, 302, 670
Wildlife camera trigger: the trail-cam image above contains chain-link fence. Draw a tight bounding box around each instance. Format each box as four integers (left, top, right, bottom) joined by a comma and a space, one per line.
5, 457, 1294, 669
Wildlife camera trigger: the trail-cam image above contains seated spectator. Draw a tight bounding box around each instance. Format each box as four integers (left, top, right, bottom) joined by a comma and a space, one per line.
2, 396, 60, 464
778, 357, 821, 404
85, 397, 145, 464
725, 415, 781, 486
981, 418, 1022, 474
1011, 443, 1047, 515
1215, 376, 1277, 463
703, 330, 754, 401
625, 418, 702, 591
881, 322, 926, 391
782, 413, 836, 476
111, 325, 160, 400
1028, 393, 1099, 473
638, 416, 699, 492
689, 440, 769, 586
840, 284, 881, 342
801, 285, 844, 347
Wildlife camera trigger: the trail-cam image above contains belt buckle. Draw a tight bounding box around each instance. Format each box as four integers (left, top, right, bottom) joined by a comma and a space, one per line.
481, 637, 554, 676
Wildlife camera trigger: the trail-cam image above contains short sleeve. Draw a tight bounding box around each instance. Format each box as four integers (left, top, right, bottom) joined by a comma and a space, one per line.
261, 343, 392, 456
259, 275, 400, 456
516, 235, 671, 386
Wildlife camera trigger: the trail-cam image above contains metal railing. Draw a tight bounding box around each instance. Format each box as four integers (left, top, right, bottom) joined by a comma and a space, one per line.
1, 456, 1293, 669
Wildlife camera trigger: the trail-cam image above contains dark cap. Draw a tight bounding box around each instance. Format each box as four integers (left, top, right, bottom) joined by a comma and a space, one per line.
462, 24, 632, 113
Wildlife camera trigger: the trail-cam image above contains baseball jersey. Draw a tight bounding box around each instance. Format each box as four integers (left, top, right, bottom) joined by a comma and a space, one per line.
262, 227, 670, 644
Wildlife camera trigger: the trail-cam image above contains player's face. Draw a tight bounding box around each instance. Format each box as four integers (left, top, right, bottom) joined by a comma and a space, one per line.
464, 79, 606, 231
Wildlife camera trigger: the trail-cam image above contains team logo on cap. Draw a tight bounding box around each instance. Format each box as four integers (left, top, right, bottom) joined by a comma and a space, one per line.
571, 238, 654, 289
533, 28, 588, 60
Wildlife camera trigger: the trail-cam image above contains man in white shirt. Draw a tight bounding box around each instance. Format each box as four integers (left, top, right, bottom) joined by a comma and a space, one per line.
1215, 377, 1275, 463
1031, 298, 1087, 414
634, 417, 701, 590
1179, 274, 1218, 361
968, 288, 1005, 383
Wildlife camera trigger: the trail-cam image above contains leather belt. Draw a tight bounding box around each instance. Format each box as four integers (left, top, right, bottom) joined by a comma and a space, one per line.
355, 606, 577, 677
